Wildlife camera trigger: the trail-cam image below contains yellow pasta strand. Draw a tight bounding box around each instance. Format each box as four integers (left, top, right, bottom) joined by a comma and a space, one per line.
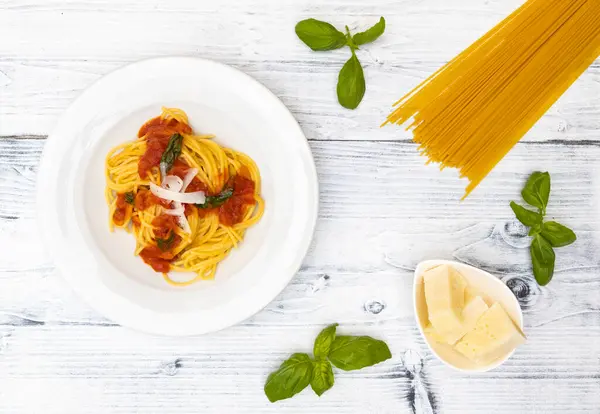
385, 0, 600, 198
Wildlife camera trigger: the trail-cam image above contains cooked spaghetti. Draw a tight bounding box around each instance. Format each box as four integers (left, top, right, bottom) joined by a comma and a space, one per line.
384, 0, 600, 198
105, 107, 264, 286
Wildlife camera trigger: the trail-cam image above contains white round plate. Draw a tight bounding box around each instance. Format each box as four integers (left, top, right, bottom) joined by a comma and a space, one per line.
37, 57, 319, 336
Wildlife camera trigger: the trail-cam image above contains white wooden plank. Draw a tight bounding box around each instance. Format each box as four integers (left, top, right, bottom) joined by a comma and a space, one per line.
1, 0, 599, 139
0, 316, 598, 414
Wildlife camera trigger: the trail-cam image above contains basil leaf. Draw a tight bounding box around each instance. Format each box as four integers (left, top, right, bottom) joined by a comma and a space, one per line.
531, 235, 555, 286
337, 52, 366, 110
521, 172, 550, 214
124, 191, 135, 205
295, 19, 347, 51
353, 17, 386, 46
328, 335, 391, 371
310, 359, 334, 397
195, 187, 234, 209
510, 201, 543, 227
160, 133, 184, 174
156, 231, 175, 252
313, 323, 338, 358
264, 353, 313, 403
541, 221, 577, 247
528, 224, 542, 236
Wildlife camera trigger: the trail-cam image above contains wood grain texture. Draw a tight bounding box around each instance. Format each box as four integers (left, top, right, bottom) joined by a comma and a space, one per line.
2, 0, 600, 412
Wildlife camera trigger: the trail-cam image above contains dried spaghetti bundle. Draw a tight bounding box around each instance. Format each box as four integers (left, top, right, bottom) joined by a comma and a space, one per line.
385, 0, 600, 198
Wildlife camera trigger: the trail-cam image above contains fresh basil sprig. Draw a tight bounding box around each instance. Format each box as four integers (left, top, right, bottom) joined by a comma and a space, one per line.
160, 133, 183, 174
264, 324, 391, 403
295, 17, 386, 109
195, 187, 234, 209
511, 171, 576, 286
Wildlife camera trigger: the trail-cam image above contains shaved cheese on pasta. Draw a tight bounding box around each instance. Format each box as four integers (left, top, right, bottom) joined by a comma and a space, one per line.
159, 162, 168, 185
174, 202, 191, 234
150, 182, 206, 204
164, 206, 185, 216
181, 168, 198, 192
159, 175, 195, 234
162, 175, 183, 192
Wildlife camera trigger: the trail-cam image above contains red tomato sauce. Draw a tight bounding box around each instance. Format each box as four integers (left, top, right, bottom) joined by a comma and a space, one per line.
139, 246, 174, 273
197, 169, 256, 227
139, 214, 182, 273
170, 160, 210, 193
132, 215, 141, 229
218, 173, 256, 226
137, 116, 192, 179
134, 188, 169, 211
112, 193, 129, 226
151, 214, 180, 239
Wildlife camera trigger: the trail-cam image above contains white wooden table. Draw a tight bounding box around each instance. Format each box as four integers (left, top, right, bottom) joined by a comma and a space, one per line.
1, 0, 599, 412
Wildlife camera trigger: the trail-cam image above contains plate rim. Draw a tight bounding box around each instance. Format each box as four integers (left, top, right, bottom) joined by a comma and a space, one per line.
36, 56, 319, 336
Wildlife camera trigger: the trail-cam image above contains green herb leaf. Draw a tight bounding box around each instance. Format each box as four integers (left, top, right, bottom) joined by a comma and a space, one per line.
531, 235, 555, 286
510, 201, 543, 227
521, 172, 550, 214
328, 335, 391, 371
264, 353, 313, 403
344, 25, 359, 50
337, 52, 366, 110
156, 231, 175, 252
124, 191, 135, 205
313, 323, 338, 358
195, 187, 234, 209
528, 224, 542, 236
353, 17, 386, 46
541, 221, 577, 247
160, 133, 184, 174
310, 359, 334, 397
295, 19, 347, 51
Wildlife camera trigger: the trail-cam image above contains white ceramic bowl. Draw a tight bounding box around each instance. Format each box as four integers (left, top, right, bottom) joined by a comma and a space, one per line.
413, 260, 524, 372
37, 57, 319, 336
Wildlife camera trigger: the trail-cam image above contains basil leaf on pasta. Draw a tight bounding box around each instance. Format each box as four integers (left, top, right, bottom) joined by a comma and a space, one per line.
195, 187, 234, 209
156, 231, 175, 252
160, 133, 184, 173
124, 191, 135, 205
